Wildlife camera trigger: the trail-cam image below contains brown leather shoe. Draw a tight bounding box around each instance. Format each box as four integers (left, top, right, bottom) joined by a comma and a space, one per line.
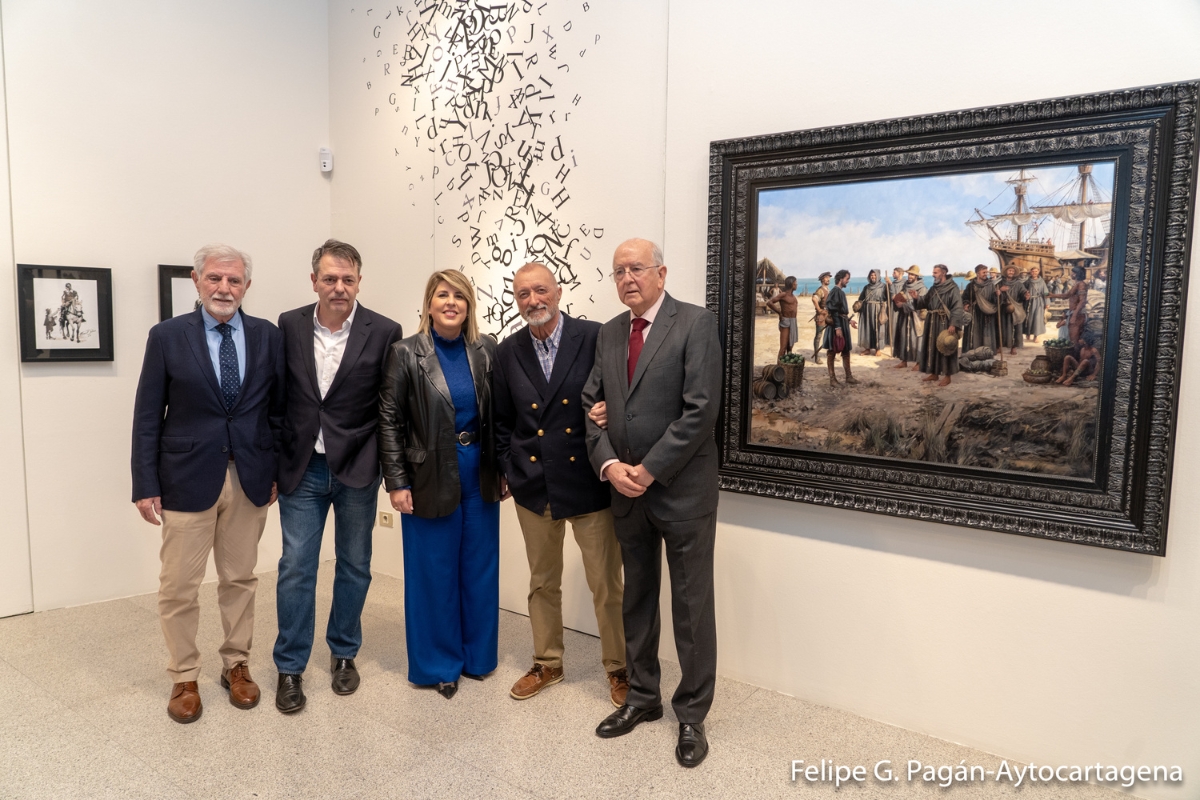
220, 662, 260, 709
509, 663, 564, 700
608, 668, 630, 708
167, 681, 202, 724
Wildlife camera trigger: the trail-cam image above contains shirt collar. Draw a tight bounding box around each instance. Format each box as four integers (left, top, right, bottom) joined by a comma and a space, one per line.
314, 300, 358, 336
530, 312, 565, 349
632, 291, 666, 325
201, 306, 241, 331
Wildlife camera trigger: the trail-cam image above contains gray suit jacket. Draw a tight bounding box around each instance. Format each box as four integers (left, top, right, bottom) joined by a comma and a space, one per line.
582, 293, 721, 521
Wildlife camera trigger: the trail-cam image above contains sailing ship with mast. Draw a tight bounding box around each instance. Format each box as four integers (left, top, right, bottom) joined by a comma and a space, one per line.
965, 164, 1113, 279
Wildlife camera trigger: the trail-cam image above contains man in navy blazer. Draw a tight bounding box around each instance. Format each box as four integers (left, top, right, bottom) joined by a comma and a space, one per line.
493, 262, 626, 707
271, 240, 402, 713
132, 244, 285, 724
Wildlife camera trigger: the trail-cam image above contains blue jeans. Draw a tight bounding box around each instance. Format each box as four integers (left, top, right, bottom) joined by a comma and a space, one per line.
400, 442, 500, 684
274, 453, 378, 675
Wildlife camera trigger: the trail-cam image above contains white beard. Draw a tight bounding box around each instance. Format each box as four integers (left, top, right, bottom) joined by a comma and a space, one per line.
523, 306, 553, 326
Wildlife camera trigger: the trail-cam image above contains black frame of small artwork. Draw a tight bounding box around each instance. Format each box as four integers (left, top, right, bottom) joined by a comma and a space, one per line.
158, 264, 195, 321
706, 81, 1200, 555
17, 264, 114, 363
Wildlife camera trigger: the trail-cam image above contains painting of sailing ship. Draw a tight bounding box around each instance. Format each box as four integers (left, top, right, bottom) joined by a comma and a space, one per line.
748, 160, 1115, 478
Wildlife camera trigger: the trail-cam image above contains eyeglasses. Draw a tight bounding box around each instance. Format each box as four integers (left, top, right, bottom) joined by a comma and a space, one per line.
610, 265, 660, 282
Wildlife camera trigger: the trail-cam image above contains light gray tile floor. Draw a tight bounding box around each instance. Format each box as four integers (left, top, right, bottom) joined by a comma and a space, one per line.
0, 566, 1130, 799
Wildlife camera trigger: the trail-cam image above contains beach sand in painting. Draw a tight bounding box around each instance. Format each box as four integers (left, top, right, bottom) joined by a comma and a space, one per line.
748, 310, 1100, 478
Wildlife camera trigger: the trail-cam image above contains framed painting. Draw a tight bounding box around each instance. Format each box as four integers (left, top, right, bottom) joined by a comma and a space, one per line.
706, 82, 1200, 555
158, 264, 199, 321
18, 265, 114, 362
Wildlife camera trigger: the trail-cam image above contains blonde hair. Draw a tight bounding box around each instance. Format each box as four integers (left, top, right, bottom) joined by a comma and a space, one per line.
418, 269, 480, 344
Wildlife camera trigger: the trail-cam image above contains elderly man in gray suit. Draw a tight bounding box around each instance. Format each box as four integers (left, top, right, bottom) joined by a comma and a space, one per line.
582, 238, 721, 768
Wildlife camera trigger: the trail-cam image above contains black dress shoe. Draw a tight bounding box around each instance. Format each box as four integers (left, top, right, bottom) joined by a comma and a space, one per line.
595, 703, 664, 738
461, 671, 488, 681
330, 657, 360, 695
436, 680, 458, 699
276, 673, 306, 714
675, 722, 708, 768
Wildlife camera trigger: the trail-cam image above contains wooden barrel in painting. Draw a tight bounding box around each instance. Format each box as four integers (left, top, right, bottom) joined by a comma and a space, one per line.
760, 364, 786, 383
753, 378, 777, 400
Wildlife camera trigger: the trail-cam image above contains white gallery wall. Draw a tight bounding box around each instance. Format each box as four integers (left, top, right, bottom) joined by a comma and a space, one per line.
325, 0, 671, 629
0, 17, 32, 618
0, 1, 1198, 797
663, 1, 1200, 798
1, 0, 332, 610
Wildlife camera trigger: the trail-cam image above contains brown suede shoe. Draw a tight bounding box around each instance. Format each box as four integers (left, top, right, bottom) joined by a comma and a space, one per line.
220, 662, 260, 709
608, 668, 630, 708
167, 681, 202, 724
509, 663, 564, 700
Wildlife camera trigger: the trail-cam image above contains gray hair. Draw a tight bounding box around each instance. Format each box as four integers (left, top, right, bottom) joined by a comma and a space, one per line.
193, 243, 253, 280
649, 242, 664, 266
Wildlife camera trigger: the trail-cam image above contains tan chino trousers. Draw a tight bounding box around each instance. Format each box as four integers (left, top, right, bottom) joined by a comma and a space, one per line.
158, 462, 267, 682
515, 503, 625, 672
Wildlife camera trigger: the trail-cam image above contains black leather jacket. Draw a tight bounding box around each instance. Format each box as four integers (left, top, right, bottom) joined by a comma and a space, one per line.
378, 331, 500, 518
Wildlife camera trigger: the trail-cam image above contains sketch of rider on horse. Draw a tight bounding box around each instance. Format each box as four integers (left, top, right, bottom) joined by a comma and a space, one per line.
58, 283, 86, 343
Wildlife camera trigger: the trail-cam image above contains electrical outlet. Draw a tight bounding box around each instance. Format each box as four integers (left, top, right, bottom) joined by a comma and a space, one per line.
378, 511, 394, 528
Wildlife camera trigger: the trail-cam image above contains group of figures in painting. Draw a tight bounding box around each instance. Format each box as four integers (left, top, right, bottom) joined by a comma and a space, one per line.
771, 262, 1101, 388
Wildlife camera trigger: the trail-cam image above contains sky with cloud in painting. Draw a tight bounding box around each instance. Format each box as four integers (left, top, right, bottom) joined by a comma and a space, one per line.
756, 161, 1116, 279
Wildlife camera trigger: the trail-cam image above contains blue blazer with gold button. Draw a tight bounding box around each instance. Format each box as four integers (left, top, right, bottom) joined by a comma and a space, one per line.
494, 313, 610, 520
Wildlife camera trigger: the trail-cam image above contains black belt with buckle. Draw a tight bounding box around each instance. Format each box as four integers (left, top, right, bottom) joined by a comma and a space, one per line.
456, 430, 479, 445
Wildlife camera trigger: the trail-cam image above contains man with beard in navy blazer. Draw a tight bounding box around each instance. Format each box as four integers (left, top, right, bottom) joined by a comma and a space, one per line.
272, 239, 402, 713
493, 262, 627, 708
132, 243, 285, 724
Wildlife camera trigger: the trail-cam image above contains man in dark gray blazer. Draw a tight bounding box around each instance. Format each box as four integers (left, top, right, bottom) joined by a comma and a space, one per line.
582, 238, 721, 768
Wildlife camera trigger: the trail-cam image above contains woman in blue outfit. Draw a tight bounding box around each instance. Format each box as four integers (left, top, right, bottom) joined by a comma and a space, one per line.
378, 270, 506, 698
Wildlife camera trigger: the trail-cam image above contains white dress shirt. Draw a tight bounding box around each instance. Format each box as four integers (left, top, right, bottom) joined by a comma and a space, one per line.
600, 290, 667, 480
313, 301, 358, 454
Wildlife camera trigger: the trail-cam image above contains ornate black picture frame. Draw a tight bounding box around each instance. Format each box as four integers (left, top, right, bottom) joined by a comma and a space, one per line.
707, 82, 1199, 555
17, 264, 114, 363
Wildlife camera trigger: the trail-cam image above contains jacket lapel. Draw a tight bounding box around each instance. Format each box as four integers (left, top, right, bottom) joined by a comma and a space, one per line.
467, 336, 488, 412
416, 334, 454, 408
229, 311, 257, 411
324, 305, 371, 399
299, 305, 321, 399
617, 312, 632, 402
513, 326, 550, 398
628, 294, 675, 397
185, 309, 225, 408
544, 314, 582, 402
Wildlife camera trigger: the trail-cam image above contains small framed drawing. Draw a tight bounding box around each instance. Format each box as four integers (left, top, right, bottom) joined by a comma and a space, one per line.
18, 265, 114, 362
158, 264, 199, 321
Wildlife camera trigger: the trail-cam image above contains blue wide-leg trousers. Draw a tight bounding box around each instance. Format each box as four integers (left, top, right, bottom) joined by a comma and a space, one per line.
400, 442, 499, 685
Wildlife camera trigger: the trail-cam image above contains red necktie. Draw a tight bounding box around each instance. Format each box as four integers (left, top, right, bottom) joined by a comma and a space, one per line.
628, 317, 649, 385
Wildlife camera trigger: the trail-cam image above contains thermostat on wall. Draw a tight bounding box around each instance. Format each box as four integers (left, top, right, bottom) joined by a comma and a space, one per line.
319, 147, 333, 173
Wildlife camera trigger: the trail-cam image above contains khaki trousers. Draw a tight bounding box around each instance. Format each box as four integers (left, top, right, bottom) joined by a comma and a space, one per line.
514, 503, 625, 672
158, 462, 268, 682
